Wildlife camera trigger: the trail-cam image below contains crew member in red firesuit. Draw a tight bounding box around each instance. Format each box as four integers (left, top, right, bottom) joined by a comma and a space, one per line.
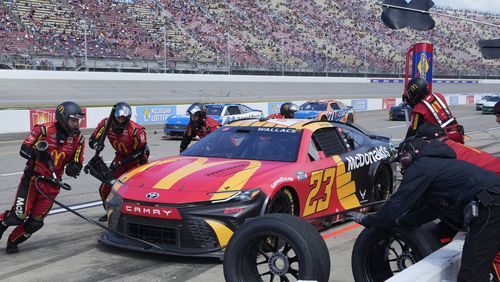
89, 102, 149, 222
405, 77, 465, 144
417, 122, 500, 174
179, 103, 221, 153
0, 101, 86, 253
267, 102, 299, 119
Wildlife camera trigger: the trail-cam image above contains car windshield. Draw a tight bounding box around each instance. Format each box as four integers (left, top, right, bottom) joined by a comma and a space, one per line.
299, 102, 327, 111
487, 96, 500, 102
205, 105, 224, 115
181, 126, 302, 162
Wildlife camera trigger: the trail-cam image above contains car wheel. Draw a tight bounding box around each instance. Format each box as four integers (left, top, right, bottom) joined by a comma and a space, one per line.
267, 188, 296, 216
351, 222, 444, 282
372, 165, 392, 202
347, 114, 354, 124
223, 213, 331, 282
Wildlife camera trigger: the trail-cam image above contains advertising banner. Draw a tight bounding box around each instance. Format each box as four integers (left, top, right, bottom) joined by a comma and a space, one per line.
382, 98, 397, 109
30, 108, 87, 129
136, 105, 176, 125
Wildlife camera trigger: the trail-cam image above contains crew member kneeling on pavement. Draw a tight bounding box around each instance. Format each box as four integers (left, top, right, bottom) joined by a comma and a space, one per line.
347, 137, 500, 282
267, 102, 299, 119
0, 101, 86, 253
89, 102, 149, 222
179, 103, 221, 153
405, 77, 465, 144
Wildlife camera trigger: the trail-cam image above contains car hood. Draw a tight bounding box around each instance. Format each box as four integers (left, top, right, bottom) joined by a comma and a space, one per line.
295, 110, 319, 119
483, 101, 499, 106
166, 115, 190, 125
114, 156, 286, 204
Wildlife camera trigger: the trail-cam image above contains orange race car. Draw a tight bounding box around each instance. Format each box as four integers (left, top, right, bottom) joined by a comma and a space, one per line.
295, 99, 355, 123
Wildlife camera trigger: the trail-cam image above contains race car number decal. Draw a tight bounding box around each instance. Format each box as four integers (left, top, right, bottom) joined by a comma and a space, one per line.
303, 167, 336, 217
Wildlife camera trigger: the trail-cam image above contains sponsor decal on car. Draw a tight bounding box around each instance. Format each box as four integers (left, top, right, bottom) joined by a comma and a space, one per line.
257, 128, 298, 133
146, 192, 160, 199
296, 170, 307, 181
121, 203, 182, 219
270, 176, 294, 189
344, 146, 391, 171
224, 207, 244, 214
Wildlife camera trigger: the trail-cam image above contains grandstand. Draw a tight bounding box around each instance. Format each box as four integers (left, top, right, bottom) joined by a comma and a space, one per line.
0, 0, 498, 77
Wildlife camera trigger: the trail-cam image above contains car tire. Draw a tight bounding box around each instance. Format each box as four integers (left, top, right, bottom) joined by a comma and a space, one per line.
267, 188, 297, 216
223, 213, 331, 282
372, 165, 393, 203
351, 222, 444, 282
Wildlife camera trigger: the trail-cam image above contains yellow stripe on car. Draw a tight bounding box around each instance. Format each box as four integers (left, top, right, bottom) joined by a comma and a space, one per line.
210, 160, 262, 201
205, 220, 234, 248
332, 155, 360, 209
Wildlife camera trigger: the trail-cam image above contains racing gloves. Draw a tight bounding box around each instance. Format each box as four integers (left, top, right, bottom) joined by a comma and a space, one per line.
345, 212, 367, 225
66, 162, 83, 178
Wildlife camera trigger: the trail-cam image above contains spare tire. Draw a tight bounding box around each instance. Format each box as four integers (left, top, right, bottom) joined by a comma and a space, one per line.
351, 222, 445, 282
223, 213, 330, 282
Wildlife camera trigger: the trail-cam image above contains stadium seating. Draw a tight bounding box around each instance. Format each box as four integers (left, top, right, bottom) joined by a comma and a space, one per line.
0, 0, 497, 75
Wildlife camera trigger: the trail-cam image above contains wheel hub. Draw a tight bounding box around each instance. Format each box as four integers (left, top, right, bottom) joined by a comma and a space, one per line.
268, 252, 290, 276
396, 252, 416, 271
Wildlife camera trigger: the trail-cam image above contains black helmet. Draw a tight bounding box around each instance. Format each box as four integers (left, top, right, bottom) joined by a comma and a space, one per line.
494, 101, 500, 115
406, 78, 429, 107
397, 136, 427, 171
56, 101, 85, 137
416, 122, 446, 141
112, 102, 132, 134
280, 102, 299, 118
187, 103, 206, 119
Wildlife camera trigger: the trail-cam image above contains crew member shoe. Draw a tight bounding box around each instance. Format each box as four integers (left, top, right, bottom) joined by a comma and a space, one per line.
6, 241, 18, 254
98, 214, 108, 222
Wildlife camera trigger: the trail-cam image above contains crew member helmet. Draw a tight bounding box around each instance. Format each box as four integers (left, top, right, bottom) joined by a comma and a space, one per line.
112, 102, 132, 134
280, 102, 299, 118
397, 136, 427, 171
416, 122, 446, 141
55, 101, 85, 137
406, 78, 429, 107
187, 103, 206, 120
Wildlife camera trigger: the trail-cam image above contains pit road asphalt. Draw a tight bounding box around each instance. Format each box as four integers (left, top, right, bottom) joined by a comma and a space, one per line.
0, 105, 498, 281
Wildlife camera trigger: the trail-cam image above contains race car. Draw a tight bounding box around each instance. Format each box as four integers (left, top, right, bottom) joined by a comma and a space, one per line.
476, 95, 499, 110
100, 119, 396, 258
481, 96, 500, 114
162, 103, 263, 138
389, 102, 412, 121
295, 99, 355, 123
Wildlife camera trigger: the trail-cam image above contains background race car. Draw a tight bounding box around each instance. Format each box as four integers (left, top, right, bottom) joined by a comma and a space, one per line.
101, 119, 396, 258
389, 102, 412, 121
481, 96, 500, 114
163, 103, 262, 138
476, 95, 499, 110
295, 99, 355, 123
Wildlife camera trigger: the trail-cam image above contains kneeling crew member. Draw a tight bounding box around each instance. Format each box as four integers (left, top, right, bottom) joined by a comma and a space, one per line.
180, 103, 221, 153
347, 137, 500, 282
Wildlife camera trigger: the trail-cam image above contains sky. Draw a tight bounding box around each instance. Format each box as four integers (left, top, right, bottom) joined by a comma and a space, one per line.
432, 0, 500, 14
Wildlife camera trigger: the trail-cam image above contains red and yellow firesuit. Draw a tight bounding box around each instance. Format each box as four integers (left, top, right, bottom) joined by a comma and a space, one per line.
90, 118, 148, 203
0, 122, 85, 245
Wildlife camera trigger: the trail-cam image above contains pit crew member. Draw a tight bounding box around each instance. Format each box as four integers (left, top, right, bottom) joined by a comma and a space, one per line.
267, 102, 299, 119
179, 103, 221, 153
89, 102, 149, 222
405, 78, 464, 144
0, 101, 85, 253
347, 137, 500, 282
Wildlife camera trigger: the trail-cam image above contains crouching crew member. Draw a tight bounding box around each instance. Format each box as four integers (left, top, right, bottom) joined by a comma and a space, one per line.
180, 103, 221, 153
405, 78, 465, 144
89, 102, 149, 222
0, 102, 85, 253
267, 102, 299, 119
347, 137, 500, 282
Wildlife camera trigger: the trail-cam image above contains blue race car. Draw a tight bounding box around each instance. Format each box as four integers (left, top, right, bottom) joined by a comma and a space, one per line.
163, 103, 263, 139
294, 99, 355, 123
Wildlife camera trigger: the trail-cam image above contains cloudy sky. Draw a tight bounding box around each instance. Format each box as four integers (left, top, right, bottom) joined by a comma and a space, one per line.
433, 0, 500, 14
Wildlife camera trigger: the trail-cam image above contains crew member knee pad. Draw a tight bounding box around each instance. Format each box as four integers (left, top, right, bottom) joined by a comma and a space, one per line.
3, 210, 25, 226
24, 216, 44, 234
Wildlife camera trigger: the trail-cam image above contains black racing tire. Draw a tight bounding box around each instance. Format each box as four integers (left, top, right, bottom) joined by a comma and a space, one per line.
351, 222, 444, 282
223, 213, 331, 282
267, 188, 297, 216
347, 114, 354, 124
371, 165, 393, 203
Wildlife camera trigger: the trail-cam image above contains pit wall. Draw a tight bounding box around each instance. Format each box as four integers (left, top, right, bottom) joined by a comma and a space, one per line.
0, 93, 493, 134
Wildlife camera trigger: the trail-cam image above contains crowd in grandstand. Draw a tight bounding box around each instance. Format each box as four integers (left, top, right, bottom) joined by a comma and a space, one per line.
0, 0, 498, 75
